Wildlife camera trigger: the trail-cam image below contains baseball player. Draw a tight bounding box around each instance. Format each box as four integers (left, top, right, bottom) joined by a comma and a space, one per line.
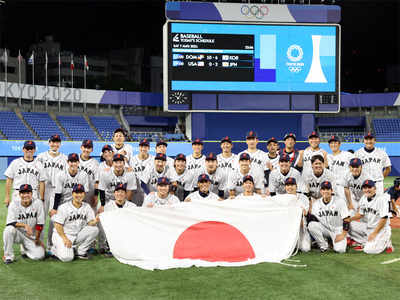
79, 140, 99, 210
217, 136, 238, 178
51, 184, 100, 262
184, 174, 220, 202
234, 175, 264, 201
327, 135, 354, 199
237, 131, 268, 175
228, 153, 264, 198
307, 181, 350, 253
140, 153, 173, 196
284, 177, 311, 252
263, 137, 280, 190
143, 177, 180, 207
98, 144, 114, 172
269, 155, 303, 196
186, 138, 206, 172
349, 180, 393, 254
111, 128, 133, 165
279, 133, 303, 171
154, 139, 174, 170
4, 140, 45, 206
302, 131, 329, 176
170, 154, 196, 201
386, 177, 400, 217
3, 184, 45, 264
355, 132, 391, 195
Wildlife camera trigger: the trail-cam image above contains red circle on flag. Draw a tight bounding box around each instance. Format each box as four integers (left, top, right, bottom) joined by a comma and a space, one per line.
173, 221, 255, 262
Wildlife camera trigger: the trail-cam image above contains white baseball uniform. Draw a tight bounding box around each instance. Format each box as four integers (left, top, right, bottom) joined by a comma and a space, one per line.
3, 199, 45, 261
98, 168, 137, 203
302, 148, 326, 176
54, 169, 90, 207
308, 196, 349, 253
328, 151, 354, 199
349, 193, 391, 254
130, 154, 155, 205
52, 201, 99, 262
170, 167, 197, 201
104, 200, 136, 211
111, 143, 133, 165
237, 149, 268, 174
140, 166, 173, 194
302, 169, 336, 200
266, 153, 280, 170
186, 154, 206, 172
340, 170, 369, 212
185, 190, 220, 202
294, 193, 311, 252
192, 167, 227, 197
217, 153, 238, 177
268, 167, 304, 195
143, 193, 180, 207
227, 168, 264, 196
79, 156, 99, 205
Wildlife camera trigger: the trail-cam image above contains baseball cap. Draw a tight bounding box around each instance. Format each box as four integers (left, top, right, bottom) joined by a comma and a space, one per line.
279, 154, 291, 162
220, 136, 232, 144
205, 153, 217, 161
284, 177, 297, 185
364, 132, 375, 139
308, 131, 319, 139
113, 128, 126, 135
362, 180, 375, 188
114, 183, 127, 192
267, 137, 278, 145
283, 133, 296, 141
139, 138, 150, 147
349, 158, 362, 167
394, 177, 400, 187
19, 184, 33, 193
320, 181, 332, 190
72, 184, 85, 193
23, 140, 36, 150
192, 138, 203, 145
328, 135, 340, 143
49, 134, 61, 142
242, 175, 254, 183
68, 153, 79, 162
246, 130, 257, 139
113, 153, 125, 162
175, 153, 186, 161
157, 177, 170, 185
102, 144, 113, 152
82, 139, 93, 148
198, 174, 211, 182
156, 139, 168, 147
155, 153, 167, 161
239, 153, 250, 161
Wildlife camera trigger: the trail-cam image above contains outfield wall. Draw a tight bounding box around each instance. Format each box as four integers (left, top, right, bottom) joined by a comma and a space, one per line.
0, 140, 399, 179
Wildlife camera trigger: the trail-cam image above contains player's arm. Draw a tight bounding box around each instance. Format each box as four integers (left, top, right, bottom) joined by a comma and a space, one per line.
349, 211, 364, 222
87, 209, 100, 226
7, 222, 34, 236
54, 222, 72, 248
296, 150, 304, 168
383, 166, 391, 178
4, 177, 13, 206
335, 217, 350, 243
39, 181, 45, 202
344, 187, 354, 211
323, 150, 329, 168
368, 217, 387, 242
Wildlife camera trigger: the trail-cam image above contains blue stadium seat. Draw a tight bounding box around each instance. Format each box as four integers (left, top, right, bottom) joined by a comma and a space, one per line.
57, 115, 99, 141
89, 116, 121, 141
0, 111, 35, 140
22, 112, 67, 141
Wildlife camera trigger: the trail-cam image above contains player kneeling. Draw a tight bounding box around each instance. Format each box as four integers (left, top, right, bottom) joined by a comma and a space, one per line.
51, 184, 99, 262
3, 184, 45, 264
307, 181, 350, 253
185, 174, 220, 202
348, 180, 394, 254
143, 177, 180, 207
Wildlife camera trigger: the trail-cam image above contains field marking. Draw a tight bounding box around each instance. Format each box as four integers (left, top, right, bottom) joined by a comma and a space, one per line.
381, 257, 400, 265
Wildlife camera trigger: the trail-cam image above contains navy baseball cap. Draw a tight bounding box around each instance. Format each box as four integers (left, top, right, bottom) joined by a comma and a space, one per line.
175, 153, 186, 161
139, 138, 150, 147
279, 154, 291, 162
192, 138, 203, 145
364, 132, 375, 139
113, 153, 125, 162
157, 177, 170, 185
102, 144, 113, 152
285, 177, 297, 185
198, 174, 211, 182
156, 139, 168, 147
23, 140, 36, 149
68, 153, 79, 162
205, 153, 217, 161
328, 135, 340, 143
155, 153, 167, 161
19, 184, 33, 193
308, 131, 319, 139
246, 130, 257, 139
82, 139, 93, 148
362, 180, 375, 188
49, 134, 61, 142
267, 137, 278, 145
283, 133, 296, 141
220, 136, 232, 144
349, 158, 362, 167
243, 175, 254, 183
239, 153, 250, 160
114, 183, 127, 192
320, 181, 332, 190
72, 184, 85, 193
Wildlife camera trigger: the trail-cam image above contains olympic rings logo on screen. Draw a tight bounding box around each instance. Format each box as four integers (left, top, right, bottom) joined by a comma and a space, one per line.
240, 5, 269, 19
287, 45, 303, 62
288, 67, 302, 73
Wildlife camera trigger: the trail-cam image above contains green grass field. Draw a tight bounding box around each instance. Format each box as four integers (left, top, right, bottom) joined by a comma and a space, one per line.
1, 178, 399, 300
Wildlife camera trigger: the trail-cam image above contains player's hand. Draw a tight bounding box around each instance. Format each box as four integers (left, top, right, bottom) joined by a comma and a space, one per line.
126, 166, 133, 172
35, 239, 45, 248
4, 197, 10, 207
63, 237, 72, 248
146, 202, 154, 207
334, 233, 345, 243
49, 209, 57, 217
98, 206, 104, 214
368, 232, 377, 242
121, 150, 127, 156
25, 225, 33, 236
95, 215, 100, 224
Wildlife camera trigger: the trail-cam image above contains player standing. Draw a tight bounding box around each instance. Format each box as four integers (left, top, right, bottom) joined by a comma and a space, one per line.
79, 140, 99, 210
234, 175, 264, 201
140, 153, 173, 196
302, 131, 328, 176
154, 139, 174, 170
143, 177, 180, 207
186, 138, 206, 172
269, 155, 303, 196
111, 128, 133, 165
170, 154, 197, 201
98, 144, 114, 172
279, 133, 303, 171
237, 131, 268, 175
184, 174, 220, 202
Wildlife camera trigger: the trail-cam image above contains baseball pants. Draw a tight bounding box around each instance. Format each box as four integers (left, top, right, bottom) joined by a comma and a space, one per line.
308, 222, 347, 253
3, 226, 45, 261
52, 226, 99, 262
349, 222, 391, 254
299, 223, 312, 252
43, 185, 55, 249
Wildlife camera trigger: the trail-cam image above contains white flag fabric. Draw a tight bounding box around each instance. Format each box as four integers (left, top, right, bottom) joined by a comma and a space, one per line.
100, 195, 302, 270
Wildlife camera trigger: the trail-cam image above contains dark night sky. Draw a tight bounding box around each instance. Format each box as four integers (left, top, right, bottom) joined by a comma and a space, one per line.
1, 0, 399, 92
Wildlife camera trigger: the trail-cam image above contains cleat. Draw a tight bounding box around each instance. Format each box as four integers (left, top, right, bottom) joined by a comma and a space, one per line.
347, 238, 358, 247
76, 253, 91, 260
386, 241, 394, 254
320, 248, 328, 253
353, 245, 363, 251
2, 256, 13, 265
103, 251, 113, 258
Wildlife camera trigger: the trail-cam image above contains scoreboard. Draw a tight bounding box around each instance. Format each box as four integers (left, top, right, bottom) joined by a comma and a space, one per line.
164, 21, 340, 112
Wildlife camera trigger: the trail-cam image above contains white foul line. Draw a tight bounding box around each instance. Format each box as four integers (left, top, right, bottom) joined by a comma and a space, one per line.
381, 258, 400, 265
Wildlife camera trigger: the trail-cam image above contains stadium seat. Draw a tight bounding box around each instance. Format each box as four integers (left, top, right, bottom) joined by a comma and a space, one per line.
22, 112, 67, 141
57, 115, 99, 141
89, 116, 121, 141
0, 111, 35, 140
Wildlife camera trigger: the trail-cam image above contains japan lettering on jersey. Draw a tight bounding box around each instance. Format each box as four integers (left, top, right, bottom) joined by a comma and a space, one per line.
355, 147, 391, 181
53, 202, 95, 236
359, 193, 390, 229
170, 168, 196, 192
185, 191, 220, 202
111, 144, 133, 164
193, 167, 226, 195
302, 148, 325, 175
54, 169, 90, 205
4, 158, 46, 190
6, 199, 45, 238
141, 166, 173, 193
186, 155, 206, 172
303, 169, 336, 199
227, 168, 264, 194
237, 149, 268, 173
217, 153, 238, 177
98, 168, 137, 202
36, 151, 68, 187
279, 149, 300, 168
340, 171, 369, 203
79, 156, 99, 193
143, 193, 180, 207
269, 167, 303, 194
266, 153, 280, 170
130, 154, 154, 176
104, 200, 136, 211
327, 151, 354, 181
312, 196, 349, 232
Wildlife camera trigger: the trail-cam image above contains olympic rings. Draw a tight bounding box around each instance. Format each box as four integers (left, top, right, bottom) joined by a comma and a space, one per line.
241, 5, 269, 19
288, 67, 302, 73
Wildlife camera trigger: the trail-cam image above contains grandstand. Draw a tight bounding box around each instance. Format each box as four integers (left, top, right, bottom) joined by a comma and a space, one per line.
0, 111, 35, 140
22, 112, 67, 141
